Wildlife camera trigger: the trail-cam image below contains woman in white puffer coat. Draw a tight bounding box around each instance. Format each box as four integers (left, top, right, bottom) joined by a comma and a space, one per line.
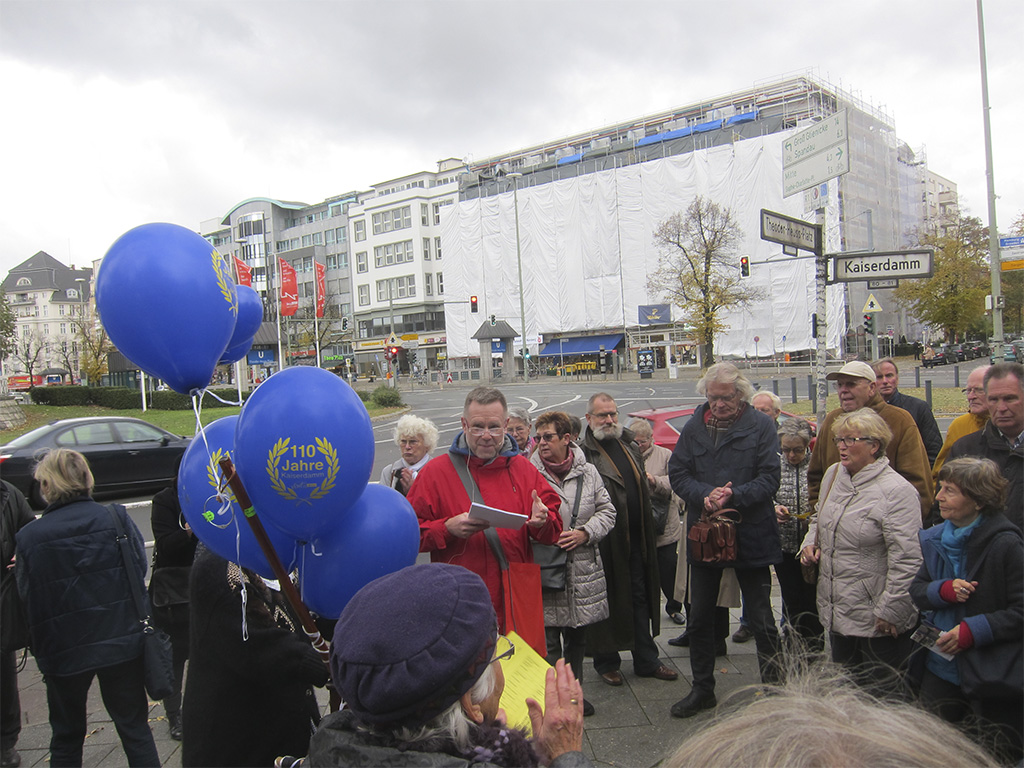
531, 410, 617, 717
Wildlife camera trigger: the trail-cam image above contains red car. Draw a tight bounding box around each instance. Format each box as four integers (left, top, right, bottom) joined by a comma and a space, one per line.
627, 405, 816, 451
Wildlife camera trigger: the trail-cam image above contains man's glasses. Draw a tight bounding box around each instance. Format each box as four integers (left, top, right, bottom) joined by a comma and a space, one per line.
492, 635, 515, 664
467, 426, 505, 437
962, 387, 985, 396
589, 411, 618, 419
537, 432, 562, 442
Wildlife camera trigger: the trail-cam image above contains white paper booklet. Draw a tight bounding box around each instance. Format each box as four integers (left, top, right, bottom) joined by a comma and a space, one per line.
468, 502, 528, 530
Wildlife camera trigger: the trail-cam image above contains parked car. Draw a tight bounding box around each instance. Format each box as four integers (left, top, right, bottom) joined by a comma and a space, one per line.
0, 416, 191, 508
627, 404, 815, 451
967, 341, 989, 359
991, 340, 1024, 364
947, 344, 968, 362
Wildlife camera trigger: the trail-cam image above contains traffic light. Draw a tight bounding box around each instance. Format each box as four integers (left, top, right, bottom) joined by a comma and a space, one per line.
470, 295, 479, 313
489, 314, 496, 327
740, 256, 750, 278
389, 346, 400, 358
863, 314, 874, 334
524, 349, 531, 359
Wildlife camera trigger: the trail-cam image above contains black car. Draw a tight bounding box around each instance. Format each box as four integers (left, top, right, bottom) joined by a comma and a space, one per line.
946, 344, 968, 362
0, 417, 191, 508
922, 347, 947, 368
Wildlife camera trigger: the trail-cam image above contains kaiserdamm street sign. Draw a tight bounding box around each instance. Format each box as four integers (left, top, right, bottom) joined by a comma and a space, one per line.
831, 249, 934, 283
760, 209, 822, 254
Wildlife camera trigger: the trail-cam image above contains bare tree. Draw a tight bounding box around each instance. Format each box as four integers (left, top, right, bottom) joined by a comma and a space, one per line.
12, 331, 47, 384
647, 197, 764, 365
53, 336, 79, 382
70, 307, 113, 386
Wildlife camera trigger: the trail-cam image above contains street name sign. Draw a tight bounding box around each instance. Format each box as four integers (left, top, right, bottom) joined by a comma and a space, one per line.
760, 209, 822, 253
831, 249, 933, 283
783, 110, 850, 197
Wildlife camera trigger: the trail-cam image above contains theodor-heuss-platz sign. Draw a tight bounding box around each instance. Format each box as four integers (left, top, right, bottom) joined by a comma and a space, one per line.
831, 249, 934, 283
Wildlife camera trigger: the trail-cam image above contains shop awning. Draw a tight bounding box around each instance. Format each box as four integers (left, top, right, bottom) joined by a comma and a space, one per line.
539, 334, 622, 357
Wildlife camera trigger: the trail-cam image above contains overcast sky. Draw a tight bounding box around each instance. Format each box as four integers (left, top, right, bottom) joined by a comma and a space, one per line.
1, 0, 1021, 278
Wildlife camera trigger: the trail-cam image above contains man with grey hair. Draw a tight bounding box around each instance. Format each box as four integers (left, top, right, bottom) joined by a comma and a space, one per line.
668, 362, 782, 717
581, 393, 677, 685
750, 391, 782, 425
932, 364, 990, 479
947, 362, 1023, 530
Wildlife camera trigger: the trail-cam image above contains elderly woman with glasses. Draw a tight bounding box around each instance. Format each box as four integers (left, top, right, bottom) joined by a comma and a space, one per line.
380, 414, 439, 495
507, 407, 534, 456
309, 564, 589, 768
773, 418, 823, 649
530, 411, 617, 717
800, 408, 922, 696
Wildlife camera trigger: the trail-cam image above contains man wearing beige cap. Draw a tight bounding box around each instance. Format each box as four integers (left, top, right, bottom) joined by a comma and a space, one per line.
807, 360, 933, 520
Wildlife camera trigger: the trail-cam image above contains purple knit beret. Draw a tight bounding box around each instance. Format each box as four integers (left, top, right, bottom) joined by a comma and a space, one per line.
331, 563, 497, 726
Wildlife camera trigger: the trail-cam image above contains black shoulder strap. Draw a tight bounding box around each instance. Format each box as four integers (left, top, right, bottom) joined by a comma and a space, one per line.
450, 453, 510, 571
106, 504, 151, 625
569, 474, 585, 528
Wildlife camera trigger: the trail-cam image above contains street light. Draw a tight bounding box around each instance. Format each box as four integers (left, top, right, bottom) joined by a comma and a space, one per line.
508, 171, 527, 380
75, 277, 87, 385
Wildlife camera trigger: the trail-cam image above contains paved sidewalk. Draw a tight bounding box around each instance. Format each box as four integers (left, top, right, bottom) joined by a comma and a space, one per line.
5, 600, 773, 768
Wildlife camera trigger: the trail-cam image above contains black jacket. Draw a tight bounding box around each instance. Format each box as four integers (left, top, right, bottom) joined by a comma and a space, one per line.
949, 422, 1023, 531
887, 389, 943, 466
15, 497, 146, 676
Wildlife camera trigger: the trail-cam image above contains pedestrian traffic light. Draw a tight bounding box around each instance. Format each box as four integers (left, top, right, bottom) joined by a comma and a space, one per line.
489, 314, 496, 327
524, 349, 531, 359
740, 256, 750, 278
470, 295, 479, 313
864, 314, 874, 334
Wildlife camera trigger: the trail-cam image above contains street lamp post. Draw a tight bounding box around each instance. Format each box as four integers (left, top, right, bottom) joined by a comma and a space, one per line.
508, 172, 527, 381
75, 277, 87, 385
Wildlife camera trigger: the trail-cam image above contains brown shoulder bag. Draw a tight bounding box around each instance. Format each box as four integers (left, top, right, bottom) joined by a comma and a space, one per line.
687, 508, 742, 564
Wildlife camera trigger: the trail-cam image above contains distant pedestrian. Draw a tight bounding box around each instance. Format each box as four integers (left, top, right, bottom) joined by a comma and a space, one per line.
379, 414, 439, 496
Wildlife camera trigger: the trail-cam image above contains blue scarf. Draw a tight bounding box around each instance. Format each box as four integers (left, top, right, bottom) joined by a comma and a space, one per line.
938, 515, 982, 579
927, 516, 982, 684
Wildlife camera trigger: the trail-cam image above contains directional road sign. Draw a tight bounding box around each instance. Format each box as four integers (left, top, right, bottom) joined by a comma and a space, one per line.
831, 249, 934, 283
1000, 236, 1024, 270
760, 209, 822, 253
783, 110, 850, 197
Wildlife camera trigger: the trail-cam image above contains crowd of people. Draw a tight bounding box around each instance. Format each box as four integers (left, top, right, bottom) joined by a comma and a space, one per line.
0, 359, 1020, 767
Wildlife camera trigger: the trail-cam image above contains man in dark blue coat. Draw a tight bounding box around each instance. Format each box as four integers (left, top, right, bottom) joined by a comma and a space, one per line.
668, 363, 782, 718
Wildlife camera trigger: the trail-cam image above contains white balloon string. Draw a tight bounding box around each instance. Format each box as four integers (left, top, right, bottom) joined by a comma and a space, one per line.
202, 494, 236, 530
204, 388, 244, 407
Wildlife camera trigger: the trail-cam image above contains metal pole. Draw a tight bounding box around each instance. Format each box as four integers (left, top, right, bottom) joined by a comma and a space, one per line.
977, 0, 1004, 360
509, 172, 527, 381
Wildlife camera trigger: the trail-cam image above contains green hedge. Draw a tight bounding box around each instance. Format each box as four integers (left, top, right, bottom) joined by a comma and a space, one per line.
23, 386, 249, 410
370, 385, 403, 408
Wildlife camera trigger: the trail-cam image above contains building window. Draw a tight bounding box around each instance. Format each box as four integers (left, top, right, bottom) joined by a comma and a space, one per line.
312, 232, 323, 245
326, 253, 338, 269
353, 220, 366, 242
336, 227, 347, 243
371, 205, 412, 235
432, 199, 452, 225
16, 277, 30, 287
325, 229, 335, 244
302, 234, 312, 247
434, 236, 442, 260
339, 252, 349, 269
424, 273, 433, 296
421, 203, 429, 226
356, 252, 368, 273
373, 240, 415, 268
423, 237, 431, 260
377, 275, 416, 301
357, 284, 370, 306
437, 272, 444, 294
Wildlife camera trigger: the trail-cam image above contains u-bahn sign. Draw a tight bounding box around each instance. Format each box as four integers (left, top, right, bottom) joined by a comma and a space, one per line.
831, 249, 934, 283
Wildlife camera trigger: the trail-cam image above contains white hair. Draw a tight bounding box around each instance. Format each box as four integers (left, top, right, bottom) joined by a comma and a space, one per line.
393, 414, 439, 452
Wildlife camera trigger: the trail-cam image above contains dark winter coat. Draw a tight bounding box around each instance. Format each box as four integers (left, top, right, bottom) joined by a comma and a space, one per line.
669, 403, 783, 569
1, 481, 34, 652
15, 497, 146, 676
580, 426, 661, 653
948, 421, 1023, 531
149, 485, 197, 645
887, 389, 943, 467
910, 513, 1023, 695
182, 546, 328, 768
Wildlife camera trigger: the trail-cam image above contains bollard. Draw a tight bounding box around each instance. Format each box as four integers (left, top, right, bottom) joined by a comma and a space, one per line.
807, 375, 813, 403
915, 366, 921, 388
954, 365, 960, 388
925, 379, 933, 408
791, 377, 798, 404
772, 379, 780, 396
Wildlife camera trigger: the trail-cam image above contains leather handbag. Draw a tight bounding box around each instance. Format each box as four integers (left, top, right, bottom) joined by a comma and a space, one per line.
149, 566, 191, 609
531, 476, 584, 591
687, 508, 741, 564
107, 505, 175, 701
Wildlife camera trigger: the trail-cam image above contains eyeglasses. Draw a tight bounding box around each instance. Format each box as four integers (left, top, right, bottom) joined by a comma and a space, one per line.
962, 387, 985, 396
509, 426, 530, 434
832, 436, 876, 447
589, 410, 618, 419
781, 446, 807, 454
492, 635, 515, 664
467, 426, 505, 437
707, 393, 738, 403
537, 432, 562, 442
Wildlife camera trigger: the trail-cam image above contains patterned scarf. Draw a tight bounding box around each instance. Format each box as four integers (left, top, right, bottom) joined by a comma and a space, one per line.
704, 402, 747, 446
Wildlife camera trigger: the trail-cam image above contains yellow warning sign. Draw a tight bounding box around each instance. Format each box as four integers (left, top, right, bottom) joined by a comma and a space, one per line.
862, 293, 883, 313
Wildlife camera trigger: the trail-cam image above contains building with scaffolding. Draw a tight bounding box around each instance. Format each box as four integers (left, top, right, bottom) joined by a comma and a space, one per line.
441, 73, 952, 370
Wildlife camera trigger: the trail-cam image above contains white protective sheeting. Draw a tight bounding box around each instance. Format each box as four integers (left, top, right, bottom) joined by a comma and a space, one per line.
442, 132, 846, 360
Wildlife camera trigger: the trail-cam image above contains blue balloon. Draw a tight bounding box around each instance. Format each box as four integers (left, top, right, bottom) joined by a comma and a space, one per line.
298, 484, 420, 619
219, 334, 256, 366
233, 366, 374, 540
219, 285, 263, 365
96, 223, 238, 394
178, 415, 298, 578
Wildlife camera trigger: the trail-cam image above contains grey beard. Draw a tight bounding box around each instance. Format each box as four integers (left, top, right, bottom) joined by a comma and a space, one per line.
594, 422, 624, 441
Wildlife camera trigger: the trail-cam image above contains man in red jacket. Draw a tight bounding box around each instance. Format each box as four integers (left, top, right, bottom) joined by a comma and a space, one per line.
408, 387, 562, 632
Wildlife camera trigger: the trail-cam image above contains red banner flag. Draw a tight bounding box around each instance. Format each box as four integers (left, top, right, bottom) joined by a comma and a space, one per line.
314, 261, 326, 318
234, 256, 252, 287
279, 258, 297, 317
